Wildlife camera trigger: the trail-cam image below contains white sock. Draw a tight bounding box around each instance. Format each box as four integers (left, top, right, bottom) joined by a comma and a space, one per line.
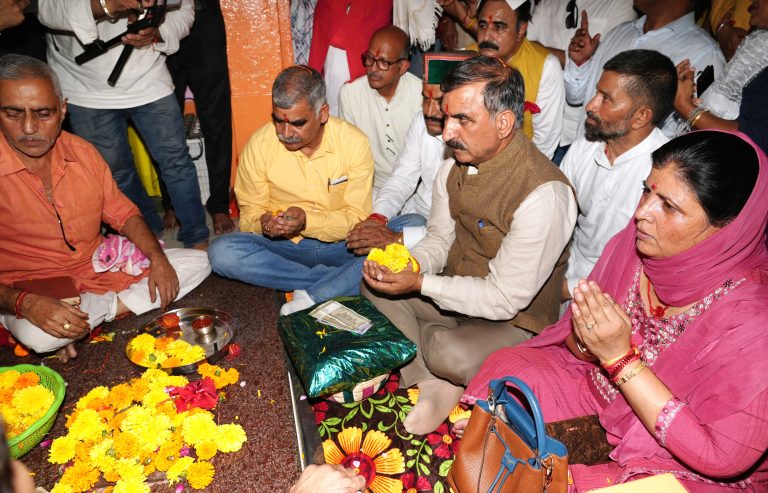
404, 379, 465, 435
279, 290, 316, 316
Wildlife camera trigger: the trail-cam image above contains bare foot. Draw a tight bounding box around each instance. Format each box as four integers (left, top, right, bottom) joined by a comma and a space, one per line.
453, 418, 469, 439
213, 212, 235, 235
191, 241, 209, 251
56, 343, 78, 363
404, 379, 465, 435
163, 210, 180, 230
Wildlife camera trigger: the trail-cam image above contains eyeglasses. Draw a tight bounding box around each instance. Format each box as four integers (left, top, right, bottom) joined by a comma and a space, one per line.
53, 203, 77, 252
566, 0, 579, 29
361, 52, 406, 71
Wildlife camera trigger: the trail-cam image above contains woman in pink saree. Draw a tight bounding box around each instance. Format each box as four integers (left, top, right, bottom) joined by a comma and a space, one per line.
461, 130, 768, 492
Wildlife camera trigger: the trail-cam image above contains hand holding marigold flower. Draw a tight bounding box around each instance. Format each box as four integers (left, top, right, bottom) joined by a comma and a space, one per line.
366, 243, 419, 273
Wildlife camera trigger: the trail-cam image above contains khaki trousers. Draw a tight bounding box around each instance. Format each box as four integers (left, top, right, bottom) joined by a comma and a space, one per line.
362, 285, 534, 387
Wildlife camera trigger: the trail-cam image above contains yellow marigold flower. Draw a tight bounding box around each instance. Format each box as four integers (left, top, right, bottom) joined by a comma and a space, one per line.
69, 409, 108, 441
166, 340, 205, 364
0, 388, 13, 404
141, 388, 170, 409
113, 477, 150, 493
181, 413, 217, 446
215, 424, 247, 453
77, 386, 110, 410
195, 441, 217, 461
154, 441, 181, 472
0, 370, 20, 389
108, 383, 135, 410
114, 457, 145, 482
13, 385, 54, 418
165, 456, 194, 483
197, 363, 240, 389
59, 459, 100, 492
112, 431, 139, 460
128, 333, 156, 354
74, 440, 93, 464
49, 435, 77, 464
366, 243, 418, 273
88, 438, 115, 471
187, 460, 215, 490
121, 406, 172, 453
50, 483, 74, 493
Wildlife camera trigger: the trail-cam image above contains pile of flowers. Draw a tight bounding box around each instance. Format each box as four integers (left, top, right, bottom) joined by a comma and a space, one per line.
127, 333, 206, 369
0, 369, 55, 438
366, 243, 419, 273
48, 364, 247, 493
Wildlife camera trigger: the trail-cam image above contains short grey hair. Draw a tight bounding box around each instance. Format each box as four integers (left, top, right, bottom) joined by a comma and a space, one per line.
272, 65, 326, 114
0, 54, 63, 101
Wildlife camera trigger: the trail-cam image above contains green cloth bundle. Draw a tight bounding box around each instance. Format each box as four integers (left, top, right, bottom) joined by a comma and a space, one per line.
278, 296, 416, 399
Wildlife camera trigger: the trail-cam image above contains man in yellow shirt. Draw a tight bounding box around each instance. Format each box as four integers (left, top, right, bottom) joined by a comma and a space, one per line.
208, 66, 374, 314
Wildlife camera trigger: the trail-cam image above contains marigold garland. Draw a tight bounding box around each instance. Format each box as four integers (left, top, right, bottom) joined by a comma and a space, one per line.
0, 370, 55, 438
49, 364, 247, 492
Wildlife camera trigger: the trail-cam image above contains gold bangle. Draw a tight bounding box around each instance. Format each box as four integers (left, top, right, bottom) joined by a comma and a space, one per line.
690, 109, 709, 128
614, 361, 647, 386
99, 0, 118, 19
464, 17, 477, 30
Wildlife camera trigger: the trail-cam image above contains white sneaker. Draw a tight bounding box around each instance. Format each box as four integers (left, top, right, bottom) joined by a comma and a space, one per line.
279, 290, 316, 316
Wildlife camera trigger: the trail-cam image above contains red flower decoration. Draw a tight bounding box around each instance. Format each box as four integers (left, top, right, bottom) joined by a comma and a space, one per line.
312, 401, 329, 424
425, 423, 458, 459
524, 101, 541, 114
167, 377, 219, 412
225, 343, 242, 361
376, 373, 400, 396
400, 472, 432, 492
159, 313, 181, 329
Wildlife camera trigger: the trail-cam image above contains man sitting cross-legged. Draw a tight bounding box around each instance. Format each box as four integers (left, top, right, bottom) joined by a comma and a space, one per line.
562, 49, 677, 300
0, 55, 211, 362
208, 66, 374, 309
362, 56, 577, 435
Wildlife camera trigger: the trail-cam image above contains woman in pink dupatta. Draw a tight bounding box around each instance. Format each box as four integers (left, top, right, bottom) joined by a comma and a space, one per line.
462, 130, 768, 492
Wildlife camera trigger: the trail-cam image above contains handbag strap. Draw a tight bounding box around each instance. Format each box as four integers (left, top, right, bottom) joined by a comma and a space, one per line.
488, 377, 547, 456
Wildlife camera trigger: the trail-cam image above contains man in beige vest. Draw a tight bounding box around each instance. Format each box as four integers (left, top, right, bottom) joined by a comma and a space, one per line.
362, 56, 577, 435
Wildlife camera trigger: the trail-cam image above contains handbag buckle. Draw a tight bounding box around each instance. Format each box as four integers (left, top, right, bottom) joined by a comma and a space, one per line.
542, 457, 554, 492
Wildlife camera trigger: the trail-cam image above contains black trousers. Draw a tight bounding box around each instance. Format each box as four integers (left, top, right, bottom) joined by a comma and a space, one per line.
165, 0, 233, 215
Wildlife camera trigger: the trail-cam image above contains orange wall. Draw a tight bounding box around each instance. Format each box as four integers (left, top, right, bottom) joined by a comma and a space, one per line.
221, 0, 293, 166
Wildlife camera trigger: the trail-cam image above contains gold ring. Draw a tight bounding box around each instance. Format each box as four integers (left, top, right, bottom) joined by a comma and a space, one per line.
585, 323, 594, 331
63, 322, 71, 330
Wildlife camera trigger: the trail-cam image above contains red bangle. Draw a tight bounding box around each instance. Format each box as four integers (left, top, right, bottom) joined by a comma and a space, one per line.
368, 213, 388, 226
602, 347, 639, 379
15, 290, 29, 319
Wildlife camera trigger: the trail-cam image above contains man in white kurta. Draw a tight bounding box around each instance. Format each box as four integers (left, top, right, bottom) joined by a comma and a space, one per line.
338, 25, 422, 192
561, 49, 677, 298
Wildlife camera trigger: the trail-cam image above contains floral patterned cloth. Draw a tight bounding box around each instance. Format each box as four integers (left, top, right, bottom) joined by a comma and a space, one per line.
312, 374, 460, 493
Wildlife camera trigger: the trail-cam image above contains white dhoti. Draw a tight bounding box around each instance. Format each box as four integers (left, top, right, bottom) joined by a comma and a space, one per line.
1, 249, 211, 353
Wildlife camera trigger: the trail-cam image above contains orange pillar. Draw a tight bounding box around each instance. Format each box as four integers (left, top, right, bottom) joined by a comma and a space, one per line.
221, 0, 293, 170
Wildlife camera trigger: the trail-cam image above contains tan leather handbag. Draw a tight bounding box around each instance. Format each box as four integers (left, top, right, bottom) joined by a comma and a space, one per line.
447, 377, 569, 493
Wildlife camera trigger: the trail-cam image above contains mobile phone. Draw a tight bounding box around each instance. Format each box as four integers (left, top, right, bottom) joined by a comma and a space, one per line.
696, 65, 715, 98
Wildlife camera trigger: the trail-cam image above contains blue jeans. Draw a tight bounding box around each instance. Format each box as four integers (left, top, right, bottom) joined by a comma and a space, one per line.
67, 95, 209, 247
208, 213, 427, 303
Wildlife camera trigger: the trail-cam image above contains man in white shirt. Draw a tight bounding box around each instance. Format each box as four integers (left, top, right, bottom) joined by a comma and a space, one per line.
37, 0, 210, 249
561, 49, 676, 300
564, 0, 725, 140
362, 56, 577, 435
469, 0, 565, 158
526, 0, 636, 163
338, 25, 422, 192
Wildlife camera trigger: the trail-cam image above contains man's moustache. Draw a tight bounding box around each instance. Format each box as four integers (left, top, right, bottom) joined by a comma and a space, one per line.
446, 138, 468, 150
478, 41, 500, 51
278, 135, 302, 144
424, 116, 443, 124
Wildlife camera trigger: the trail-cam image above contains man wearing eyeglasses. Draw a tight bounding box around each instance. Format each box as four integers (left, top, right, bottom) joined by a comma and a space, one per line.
468, 0, 564, 159
338, 25, 422, 193
0, 54, 211, 362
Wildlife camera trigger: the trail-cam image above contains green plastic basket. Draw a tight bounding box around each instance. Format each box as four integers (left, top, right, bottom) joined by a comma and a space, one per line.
1, 364, 66, 459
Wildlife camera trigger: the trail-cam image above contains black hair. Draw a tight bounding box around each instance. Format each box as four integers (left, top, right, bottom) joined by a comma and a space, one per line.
602, 49, 677, 125
440, 55, 525, 126
652, 131, 758, 227
477, 0, 532, 29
